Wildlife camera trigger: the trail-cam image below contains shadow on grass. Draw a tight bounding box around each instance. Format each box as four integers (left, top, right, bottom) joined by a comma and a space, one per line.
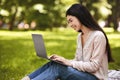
109, 46, 120, 69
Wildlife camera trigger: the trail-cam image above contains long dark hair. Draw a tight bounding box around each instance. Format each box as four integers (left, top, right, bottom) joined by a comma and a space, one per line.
66, 3, 114, 62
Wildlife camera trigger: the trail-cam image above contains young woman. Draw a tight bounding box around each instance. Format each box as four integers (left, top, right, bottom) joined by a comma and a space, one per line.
21, 3, 113, 80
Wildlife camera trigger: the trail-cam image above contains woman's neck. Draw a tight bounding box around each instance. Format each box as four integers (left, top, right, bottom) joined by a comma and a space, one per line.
81, 26, 92, 35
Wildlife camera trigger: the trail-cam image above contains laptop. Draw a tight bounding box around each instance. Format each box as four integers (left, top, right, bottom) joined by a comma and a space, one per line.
32, 34, 49, 60
32, 34, 66, 65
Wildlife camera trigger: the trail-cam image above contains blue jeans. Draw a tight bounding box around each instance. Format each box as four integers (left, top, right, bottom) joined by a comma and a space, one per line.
28, 61, 98, 80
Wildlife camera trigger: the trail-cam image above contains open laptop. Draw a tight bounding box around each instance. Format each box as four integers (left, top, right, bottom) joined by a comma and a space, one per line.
32, 34, 65, 65
32, 34, 49, 60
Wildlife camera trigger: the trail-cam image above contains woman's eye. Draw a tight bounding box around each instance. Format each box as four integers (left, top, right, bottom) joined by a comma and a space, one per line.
69, 19, 72, 22
68, 19, 72, 23
67, 18, 73, 24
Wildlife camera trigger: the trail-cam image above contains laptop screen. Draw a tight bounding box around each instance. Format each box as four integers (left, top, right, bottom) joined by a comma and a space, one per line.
32, 34, 48, 59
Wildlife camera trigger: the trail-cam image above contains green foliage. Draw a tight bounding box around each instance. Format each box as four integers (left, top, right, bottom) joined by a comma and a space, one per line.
0, 0, 119, 31
0, 0, 69, 30
0, 28, 120, 79
80, 0, 111, 21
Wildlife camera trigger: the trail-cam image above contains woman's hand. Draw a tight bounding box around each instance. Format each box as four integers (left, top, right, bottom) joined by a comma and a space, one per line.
49, 54, 72, 66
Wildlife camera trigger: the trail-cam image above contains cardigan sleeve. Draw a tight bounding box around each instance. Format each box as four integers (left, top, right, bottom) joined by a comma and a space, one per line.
70, 32, 107, 73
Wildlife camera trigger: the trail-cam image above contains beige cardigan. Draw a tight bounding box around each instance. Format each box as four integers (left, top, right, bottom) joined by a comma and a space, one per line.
70, 31, 108, 80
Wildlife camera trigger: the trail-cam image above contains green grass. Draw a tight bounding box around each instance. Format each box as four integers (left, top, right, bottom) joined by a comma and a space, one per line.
0, 28, 120, 80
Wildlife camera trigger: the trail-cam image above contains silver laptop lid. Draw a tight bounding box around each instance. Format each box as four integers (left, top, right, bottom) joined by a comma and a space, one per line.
32, 34, 48, 59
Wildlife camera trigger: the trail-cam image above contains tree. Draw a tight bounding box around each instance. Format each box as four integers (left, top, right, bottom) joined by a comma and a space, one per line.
79, 0, 103, 21
0, 0, 18, 30
79, 0, 120, 31
0, 0, 36, 30
107, 0, 120, 31
0, 0, 67, 30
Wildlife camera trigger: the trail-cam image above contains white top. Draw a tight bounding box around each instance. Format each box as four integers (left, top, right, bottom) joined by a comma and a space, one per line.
70, 31, 108, 80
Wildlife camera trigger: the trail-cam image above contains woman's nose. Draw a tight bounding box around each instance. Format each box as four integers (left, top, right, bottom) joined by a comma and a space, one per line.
70, 24, 74, 28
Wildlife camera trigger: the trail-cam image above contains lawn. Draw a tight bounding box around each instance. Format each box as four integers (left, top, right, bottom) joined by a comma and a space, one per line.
0, 28, 120, 80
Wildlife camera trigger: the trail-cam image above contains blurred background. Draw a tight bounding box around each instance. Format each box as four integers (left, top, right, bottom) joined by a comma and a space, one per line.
0, 0, 120, 31
0, 0, 120, 80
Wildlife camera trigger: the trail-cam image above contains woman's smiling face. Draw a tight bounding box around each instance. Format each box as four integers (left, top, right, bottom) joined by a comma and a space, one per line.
67, 15, 82, 32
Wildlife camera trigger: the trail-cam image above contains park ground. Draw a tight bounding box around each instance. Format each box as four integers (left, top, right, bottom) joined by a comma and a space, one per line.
0, 28, 120, 80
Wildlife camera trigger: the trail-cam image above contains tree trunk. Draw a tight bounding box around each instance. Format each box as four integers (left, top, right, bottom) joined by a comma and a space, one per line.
8, 7, 17, 30
112, 0, 120, 31
113, 16, 118, 31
